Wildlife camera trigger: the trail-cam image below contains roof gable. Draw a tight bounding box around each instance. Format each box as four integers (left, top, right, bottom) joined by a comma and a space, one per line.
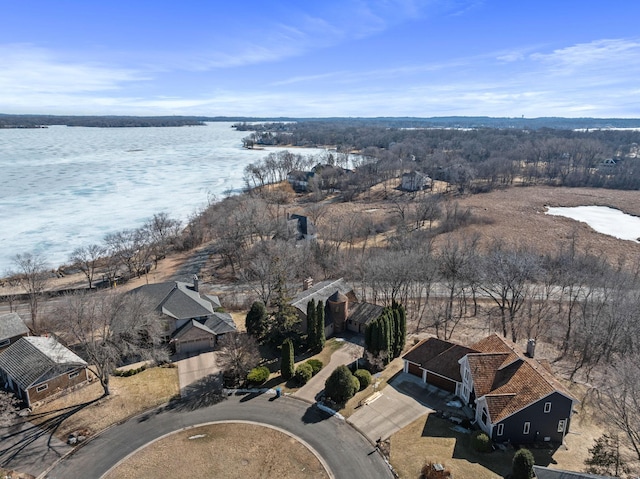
402, 337, 457, 366
291, 278, 355, 314
0, 312, 30, 341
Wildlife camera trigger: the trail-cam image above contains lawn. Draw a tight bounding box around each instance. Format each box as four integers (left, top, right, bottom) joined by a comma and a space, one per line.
389, 382, 605, 479
30, 365, 179, 440
104, 423, 328, 479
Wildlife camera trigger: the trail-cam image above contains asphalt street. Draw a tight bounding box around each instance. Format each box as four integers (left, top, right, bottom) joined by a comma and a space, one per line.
45, 394, 392, 479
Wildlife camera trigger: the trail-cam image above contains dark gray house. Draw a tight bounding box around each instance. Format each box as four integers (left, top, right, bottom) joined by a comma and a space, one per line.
130, 277, 236, 355
403, 334, 576, 445
0, 312, 30, 351
533, 466, 615, 479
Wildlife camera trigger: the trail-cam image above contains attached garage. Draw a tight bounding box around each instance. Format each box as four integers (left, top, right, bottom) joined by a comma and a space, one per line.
425, 371, 457, 393
407, 361, 423, 378
172, 320, 216, 356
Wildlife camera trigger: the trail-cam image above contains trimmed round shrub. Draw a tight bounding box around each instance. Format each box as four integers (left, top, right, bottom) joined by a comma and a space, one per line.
246, 366, 270, 385
325, 365, 359, 404
306, 359, 323, 376
471, 430, 492, 453
295, 363, 314, 385
512, 448, 535, 479
353, 369, 372, 390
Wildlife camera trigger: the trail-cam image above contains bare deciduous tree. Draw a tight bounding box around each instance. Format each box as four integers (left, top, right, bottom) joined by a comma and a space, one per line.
69, 244, 105, 289
12, 252, 49, 334
216, 332, 260, 386
53, 291, 169, 396
0, 389, 19, 426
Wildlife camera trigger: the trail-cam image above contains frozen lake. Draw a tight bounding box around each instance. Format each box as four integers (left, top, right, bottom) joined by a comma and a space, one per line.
0, 122, 320, 272
546, 205, 640, 242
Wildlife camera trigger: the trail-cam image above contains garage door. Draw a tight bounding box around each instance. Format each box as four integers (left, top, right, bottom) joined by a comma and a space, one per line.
177, 338, 214, 355
426, 372, 456, 392
407, 362, 423, 379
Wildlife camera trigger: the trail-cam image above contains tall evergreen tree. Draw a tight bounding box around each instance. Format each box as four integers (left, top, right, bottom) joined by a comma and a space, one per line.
316, 300, 326, 351
306, 298, 317, 348
245, 301, 268, 340
280, 338, 295, 380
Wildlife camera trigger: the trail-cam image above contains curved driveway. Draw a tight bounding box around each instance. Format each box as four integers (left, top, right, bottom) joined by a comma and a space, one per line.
45, 394, 392, 479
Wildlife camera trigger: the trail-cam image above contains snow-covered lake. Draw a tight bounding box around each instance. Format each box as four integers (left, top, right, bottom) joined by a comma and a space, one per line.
546, 205, 640, 242
0, 122, 321, 272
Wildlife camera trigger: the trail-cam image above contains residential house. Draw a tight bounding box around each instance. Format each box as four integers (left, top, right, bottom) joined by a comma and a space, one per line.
402, 334, 576, 444
401, 171, 432, 191
0, 336, 89, 407
0, 312, 30, 351
287, 214, 317, 241
533, 466, 615, 479
130, 276, 237, 356
290, 278, 383, 337
287, 170, 315, 192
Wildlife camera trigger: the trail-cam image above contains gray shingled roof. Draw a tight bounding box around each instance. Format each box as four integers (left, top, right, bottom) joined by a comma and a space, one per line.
347, 302, 384, 326
291, 278, 354, 314
204, 312, 237, 335
0, 312, 30, 341
131, 281, 215, 321
533, 466, 614, 479
172, 319, 217, 340
0, 336, 87, 390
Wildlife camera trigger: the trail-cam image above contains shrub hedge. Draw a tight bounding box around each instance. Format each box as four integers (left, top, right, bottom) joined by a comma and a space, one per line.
353, 369, 372, 390
246, 366, 270, 385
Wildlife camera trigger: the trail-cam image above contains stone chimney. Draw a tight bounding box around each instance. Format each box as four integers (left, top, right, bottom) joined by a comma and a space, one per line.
193, 274, 199, 293
526, 339, 536, 358
303, 277, 313, 291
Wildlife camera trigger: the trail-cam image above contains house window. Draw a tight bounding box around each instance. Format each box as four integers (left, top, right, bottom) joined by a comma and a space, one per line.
523, 422, 530, 435
557, 420, 566, 433
464, 369, 469, 381
36, 383, 48, 393
0, 338, 10, 348
481, 411, 488, 425
544, 402, 552, 413
69, 371, 80, 380
497, 424, 504, 436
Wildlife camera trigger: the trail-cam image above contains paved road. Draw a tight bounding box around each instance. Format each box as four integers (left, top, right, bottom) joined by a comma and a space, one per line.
45, 394, 392, 479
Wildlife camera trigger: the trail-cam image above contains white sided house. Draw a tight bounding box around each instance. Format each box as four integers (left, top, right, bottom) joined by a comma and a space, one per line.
403, 334, 576, 444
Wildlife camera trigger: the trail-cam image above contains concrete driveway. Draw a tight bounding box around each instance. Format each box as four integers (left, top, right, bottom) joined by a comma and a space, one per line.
348, 374, 434, 442
294, 338, 363, 403
174, 351, 220, 396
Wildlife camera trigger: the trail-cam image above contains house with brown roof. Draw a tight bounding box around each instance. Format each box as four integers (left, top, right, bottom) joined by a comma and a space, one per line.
402, 334, 576, 444
0, 336, 90, 407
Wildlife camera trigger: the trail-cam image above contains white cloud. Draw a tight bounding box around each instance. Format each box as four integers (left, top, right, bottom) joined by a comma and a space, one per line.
0, 44, 146, 94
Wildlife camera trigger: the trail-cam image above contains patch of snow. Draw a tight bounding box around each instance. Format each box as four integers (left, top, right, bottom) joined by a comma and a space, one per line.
189, 434, 207, 440
446, 399, 463, 408
546, 206, 640, 242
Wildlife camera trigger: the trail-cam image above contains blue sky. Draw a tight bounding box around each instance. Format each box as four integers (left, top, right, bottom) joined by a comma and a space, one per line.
1, 0, 639, 117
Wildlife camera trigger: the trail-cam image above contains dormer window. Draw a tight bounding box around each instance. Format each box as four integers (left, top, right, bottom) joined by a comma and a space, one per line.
544, 402, 552, 413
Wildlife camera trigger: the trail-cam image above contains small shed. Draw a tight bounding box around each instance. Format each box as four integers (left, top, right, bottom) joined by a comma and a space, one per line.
0, 312, 30, 351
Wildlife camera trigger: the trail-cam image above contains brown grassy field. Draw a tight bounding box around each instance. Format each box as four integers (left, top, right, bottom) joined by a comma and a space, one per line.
104, 423, 328, 479
31, 365, 179, 440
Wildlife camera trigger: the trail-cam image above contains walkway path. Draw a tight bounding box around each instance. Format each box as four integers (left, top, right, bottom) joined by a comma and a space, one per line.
294, 339, 363, 403
45, 394, 392, 479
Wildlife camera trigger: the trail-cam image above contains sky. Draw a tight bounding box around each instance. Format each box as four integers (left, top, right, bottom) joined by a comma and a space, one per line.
1, 0, 639, 118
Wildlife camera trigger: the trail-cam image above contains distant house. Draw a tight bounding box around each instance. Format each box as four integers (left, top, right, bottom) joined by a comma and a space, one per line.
401, 171, 432, 191
290, 278, 384, 337
0, 312, 30, 351
402, 334, 576, 444
130, 276, 236, 356
287, 214, 317, 241
287, 170, 315, 192
0, 336, 90, 407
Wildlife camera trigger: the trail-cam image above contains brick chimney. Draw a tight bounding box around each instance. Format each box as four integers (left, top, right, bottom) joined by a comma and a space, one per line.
526, 339, 536, 358
303, 277, 313, 291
